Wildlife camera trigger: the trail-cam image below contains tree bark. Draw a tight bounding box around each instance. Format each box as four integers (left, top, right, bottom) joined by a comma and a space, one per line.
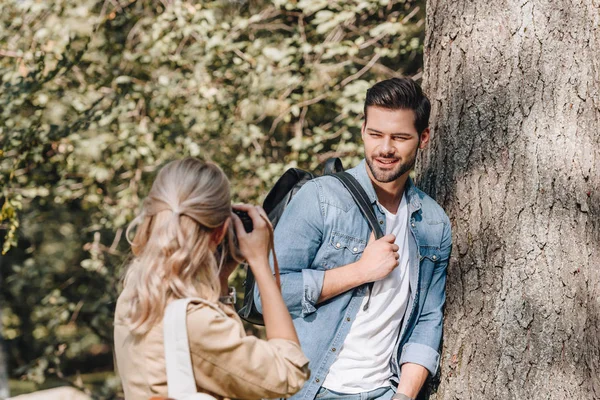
420, 0, 600, 398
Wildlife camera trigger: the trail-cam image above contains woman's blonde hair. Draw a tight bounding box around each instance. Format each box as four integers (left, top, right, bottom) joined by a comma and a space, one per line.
122, 158, 239, 335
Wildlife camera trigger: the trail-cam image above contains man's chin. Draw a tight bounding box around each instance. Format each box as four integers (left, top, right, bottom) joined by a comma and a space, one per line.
366, 157, 414, 183
371, 168, 402, 183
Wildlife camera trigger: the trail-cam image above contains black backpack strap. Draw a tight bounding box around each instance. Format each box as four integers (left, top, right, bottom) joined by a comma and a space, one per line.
323, 157, 344, 175
332, 172, 384, 311
331, 172, 384, 239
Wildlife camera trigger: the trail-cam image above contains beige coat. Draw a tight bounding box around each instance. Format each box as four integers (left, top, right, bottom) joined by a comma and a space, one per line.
114, 288, 310, 400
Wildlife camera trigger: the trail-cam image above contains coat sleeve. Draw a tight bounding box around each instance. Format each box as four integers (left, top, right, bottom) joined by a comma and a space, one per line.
399, 215, 452, 376
187, 305, 310, 399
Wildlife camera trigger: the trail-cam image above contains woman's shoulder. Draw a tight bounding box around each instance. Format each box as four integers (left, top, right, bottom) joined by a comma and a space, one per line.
185, 300, 249, 358
186, 299, 245, 337
114, 288, 134, 325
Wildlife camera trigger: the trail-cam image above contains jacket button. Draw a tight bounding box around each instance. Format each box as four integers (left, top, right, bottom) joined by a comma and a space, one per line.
379, 220, 384, 224
346, 317, 351, 322
332, 348, 336, 352
316, 378, 320, 383
336, 243, 341, 248
432, 255, 437, 260
353, 247, 358, 252
411, 223, 415, 228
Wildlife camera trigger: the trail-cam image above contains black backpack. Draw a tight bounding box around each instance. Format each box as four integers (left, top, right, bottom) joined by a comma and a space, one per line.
237, 158, 384, 325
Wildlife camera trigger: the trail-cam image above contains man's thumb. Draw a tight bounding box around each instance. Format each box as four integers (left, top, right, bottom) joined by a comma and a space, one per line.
368, 231, 376, 244
383, 234, 396, 243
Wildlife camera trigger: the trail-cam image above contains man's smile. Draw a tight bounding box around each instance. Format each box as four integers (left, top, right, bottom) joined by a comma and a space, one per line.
374, 157, 400, 167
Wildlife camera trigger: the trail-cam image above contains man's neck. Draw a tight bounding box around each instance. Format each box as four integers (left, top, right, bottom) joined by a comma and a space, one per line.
365, 165, 409, 214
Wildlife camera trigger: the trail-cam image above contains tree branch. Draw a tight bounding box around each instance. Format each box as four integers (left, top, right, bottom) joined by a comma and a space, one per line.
269, 93, 328, 134
340, 53, 382, 87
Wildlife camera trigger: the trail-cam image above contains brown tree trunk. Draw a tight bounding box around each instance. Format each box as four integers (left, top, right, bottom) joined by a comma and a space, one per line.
420, 0, 600, 398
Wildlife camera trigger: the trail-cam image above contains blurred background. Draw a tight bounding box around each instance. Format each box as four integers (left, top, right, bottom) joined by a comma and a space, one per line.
0, 0, 425, 398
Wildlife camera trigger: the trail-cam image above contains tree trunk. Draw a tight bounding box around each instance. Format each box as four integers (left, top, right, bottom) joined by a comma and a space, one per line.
420, 0, 600, 398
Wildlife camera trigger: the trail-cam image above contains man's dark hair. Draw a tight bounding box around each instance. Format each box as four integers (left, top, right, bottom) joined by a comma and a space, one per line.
364, 77, 431, 134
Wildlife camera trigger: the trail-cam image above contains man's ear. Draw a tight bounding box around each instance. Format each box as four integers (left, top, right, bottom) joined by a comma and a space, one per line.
211, 218, 230, 247
419, 128, 431, 149
361, 121, 366, 140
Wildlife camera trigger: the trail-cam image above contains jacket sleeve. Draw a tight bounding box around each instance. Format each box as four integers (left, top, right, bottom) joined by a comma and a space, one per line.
254, 181, 325, 318
399, 215, 452, 376
188, 305, 310, 399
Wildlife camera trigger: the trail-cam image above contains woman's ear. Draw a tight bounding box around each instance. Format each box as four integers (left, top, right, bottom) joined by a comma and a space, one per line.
210, 218, 230, 248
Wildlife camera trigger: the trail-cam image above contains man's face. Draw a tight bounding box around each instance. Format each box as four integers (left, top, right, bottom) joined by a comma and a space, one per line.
361, 106, 430, 183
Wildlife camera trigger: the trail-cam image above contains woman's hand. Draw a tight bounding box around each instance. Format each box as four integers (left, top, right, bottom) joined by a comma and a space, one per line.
217, 256, 239, 295
231, 204, 273, 272
232, 204, 299, 345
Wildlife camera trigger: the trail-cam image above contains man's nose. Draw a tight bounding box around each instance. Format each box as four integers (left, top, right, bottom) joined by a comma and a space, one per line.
380, 136, 393, 154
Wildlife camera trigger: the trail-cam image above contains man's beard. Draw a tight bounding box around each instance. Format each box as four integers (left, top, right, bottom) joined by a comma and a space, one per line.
366, 148, 418, 183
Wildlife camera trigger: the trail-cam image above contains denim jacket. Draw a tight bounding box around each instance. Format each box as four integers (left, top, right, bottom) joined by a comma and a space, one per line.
255, 160, 452, 400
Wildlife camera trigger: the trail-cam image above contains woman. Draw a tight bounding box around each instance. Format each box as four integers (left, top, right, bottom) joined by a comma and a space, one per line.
114, 158, 309, 399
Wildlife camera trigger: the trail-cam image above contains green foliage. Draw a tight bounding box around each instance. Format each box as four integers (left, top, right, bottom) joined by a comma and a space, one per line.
0, 0, 424, 397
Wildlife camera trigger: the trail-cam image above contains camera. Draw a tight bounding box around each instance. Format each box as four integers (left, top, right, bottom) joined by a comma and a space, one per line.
215, 209, 254, 266
233, 209, 254, 233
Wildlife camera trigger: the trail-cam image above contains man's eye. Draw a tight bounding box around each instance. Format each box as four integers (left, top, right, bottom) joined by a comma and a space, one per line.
370, 133, 381, 138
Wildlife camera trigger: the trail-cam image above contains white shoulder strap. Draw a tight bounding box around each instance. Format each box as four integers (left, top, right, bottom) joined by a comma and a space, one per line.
163, 297, 224, 399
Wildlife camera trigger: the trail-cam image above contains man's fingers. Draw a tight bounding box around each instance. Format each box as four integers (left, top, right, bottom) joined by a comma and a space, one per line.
369, 233, 396, 243
392, 244, 400, 252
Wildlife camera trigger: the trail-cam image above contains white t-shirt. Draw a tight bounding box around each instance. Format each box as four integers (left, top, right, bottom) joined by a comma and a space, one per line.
322, 194, 411, 393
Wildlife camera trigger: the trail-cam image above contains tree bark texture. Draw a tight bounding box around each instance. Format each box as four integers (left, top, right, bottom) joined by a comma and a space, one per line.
420, 0, 600, 398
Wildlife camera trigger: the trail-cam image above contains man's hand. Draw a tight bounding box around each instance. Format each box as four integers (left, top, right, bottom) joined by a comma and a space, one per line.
318, 233, 399, 303
392, 394, 414, 400
396, 363, 429, 399
355, 233, 399, 283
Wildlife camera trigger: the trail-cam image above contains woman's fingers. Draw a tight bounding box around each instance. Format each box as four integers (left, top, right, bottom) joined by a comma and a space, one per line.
230, 213, 247, 238
254, 206, 271, 229
233, 203, 266, 228
255, 205, 269, 219
231, 204, 271, 265
232, 203, 253, 211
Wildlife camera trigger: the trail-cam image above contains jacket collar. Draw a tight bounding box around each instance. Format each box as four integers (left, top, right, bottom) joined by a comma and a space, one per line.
347, 159, 422, 214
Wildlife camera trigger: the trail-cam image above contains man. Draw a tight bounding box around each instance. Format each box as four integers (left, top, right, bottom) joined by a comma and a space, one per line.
256, 78, 452, 400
